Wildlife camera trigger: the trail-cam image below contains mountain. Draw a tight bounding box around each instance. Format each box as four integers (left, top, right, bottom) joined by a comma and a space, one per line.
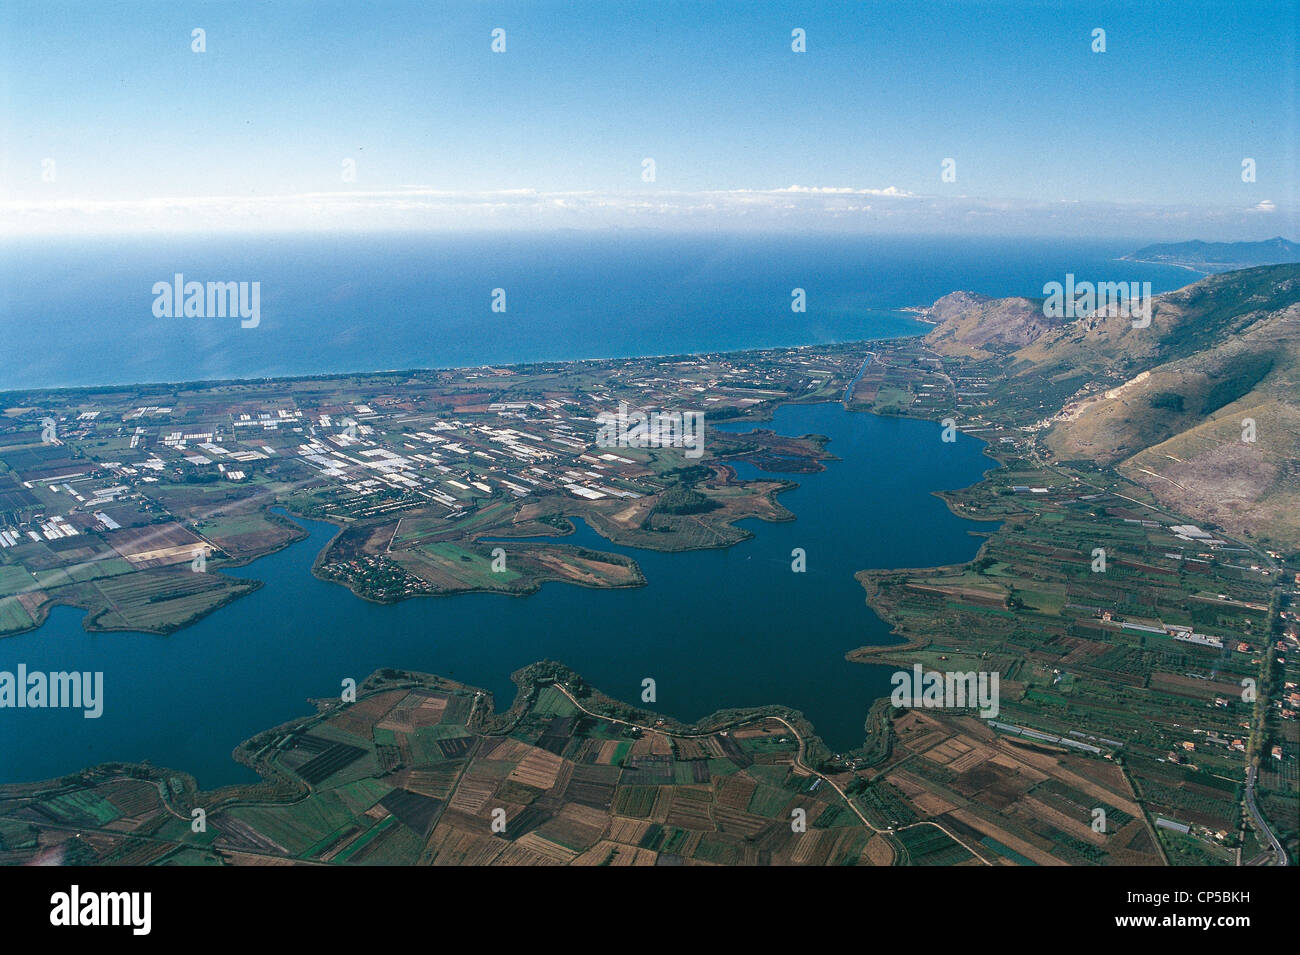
919, 290, 1050, 358
1122, 237, 1299, 272
1041, 265, 1300, 548
920, 264, 1300, 549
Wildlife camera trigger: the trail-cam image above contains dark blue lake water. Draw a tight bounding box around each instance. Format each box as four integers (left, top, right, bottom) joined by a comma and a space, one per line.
0, 401, 994, 787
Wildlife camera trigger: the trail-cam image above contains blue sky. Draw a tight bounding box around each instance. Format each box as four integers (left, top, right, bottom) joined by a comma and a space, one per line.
1, 0, 1294, 236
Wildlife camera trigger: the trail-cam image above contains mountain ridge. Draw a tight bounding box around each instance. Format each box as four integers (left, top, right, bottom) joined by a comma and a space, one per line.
1121, 237, 1299, 272
918, 263, 1300, 548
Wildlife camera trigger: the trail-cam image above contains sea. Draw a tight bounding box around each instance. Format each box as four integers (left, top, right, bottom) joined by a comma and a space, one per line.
0, 233, 1201, 393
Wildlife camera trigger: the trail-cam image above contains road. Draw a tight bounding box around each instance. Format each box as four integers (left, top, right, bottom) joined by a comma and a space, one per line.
550, 682, 993, 865
1243, 765, 1288, 866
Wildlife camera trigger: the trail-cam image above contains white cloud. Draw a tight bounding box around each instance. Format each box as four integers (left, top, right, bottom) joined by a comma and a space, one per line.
0, 187, 1291, 238
771, 185, 912, 196
0, 186, 913, 234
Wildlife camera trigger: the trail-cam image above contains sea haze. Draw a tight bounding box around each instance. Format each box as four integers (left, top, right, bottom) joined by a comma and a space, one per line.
0, 233, 1201, 392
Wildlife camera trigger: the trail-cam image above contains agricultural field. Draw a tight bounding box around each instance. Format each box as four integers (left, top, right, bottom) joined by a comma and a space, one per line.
846, 268, 1300, 866
0, 665, 898, 866
0, 344, 863, 634
4, 656, 1246, 867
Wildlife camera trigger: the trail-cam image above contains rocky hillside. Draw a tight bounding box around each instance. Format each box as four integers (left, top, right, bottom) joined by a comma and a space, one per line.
1042, 266, 1300, 549
919, 264, 1300, 549
920, 291, 1049, 357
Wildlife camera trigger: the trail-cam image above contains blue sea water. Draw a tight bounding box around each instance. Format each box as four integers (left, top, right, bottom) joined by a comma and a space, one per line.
0, 233, 1199, 392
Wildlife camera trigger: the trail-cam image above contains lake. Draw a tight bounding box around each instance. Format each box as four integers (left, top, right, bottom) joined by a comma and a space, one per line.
0, 400, 993, 787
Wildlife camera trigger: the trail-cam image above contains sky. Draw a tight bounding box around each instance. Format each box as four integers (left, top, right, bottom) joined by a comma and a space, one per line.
0, 0, 1295, 238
